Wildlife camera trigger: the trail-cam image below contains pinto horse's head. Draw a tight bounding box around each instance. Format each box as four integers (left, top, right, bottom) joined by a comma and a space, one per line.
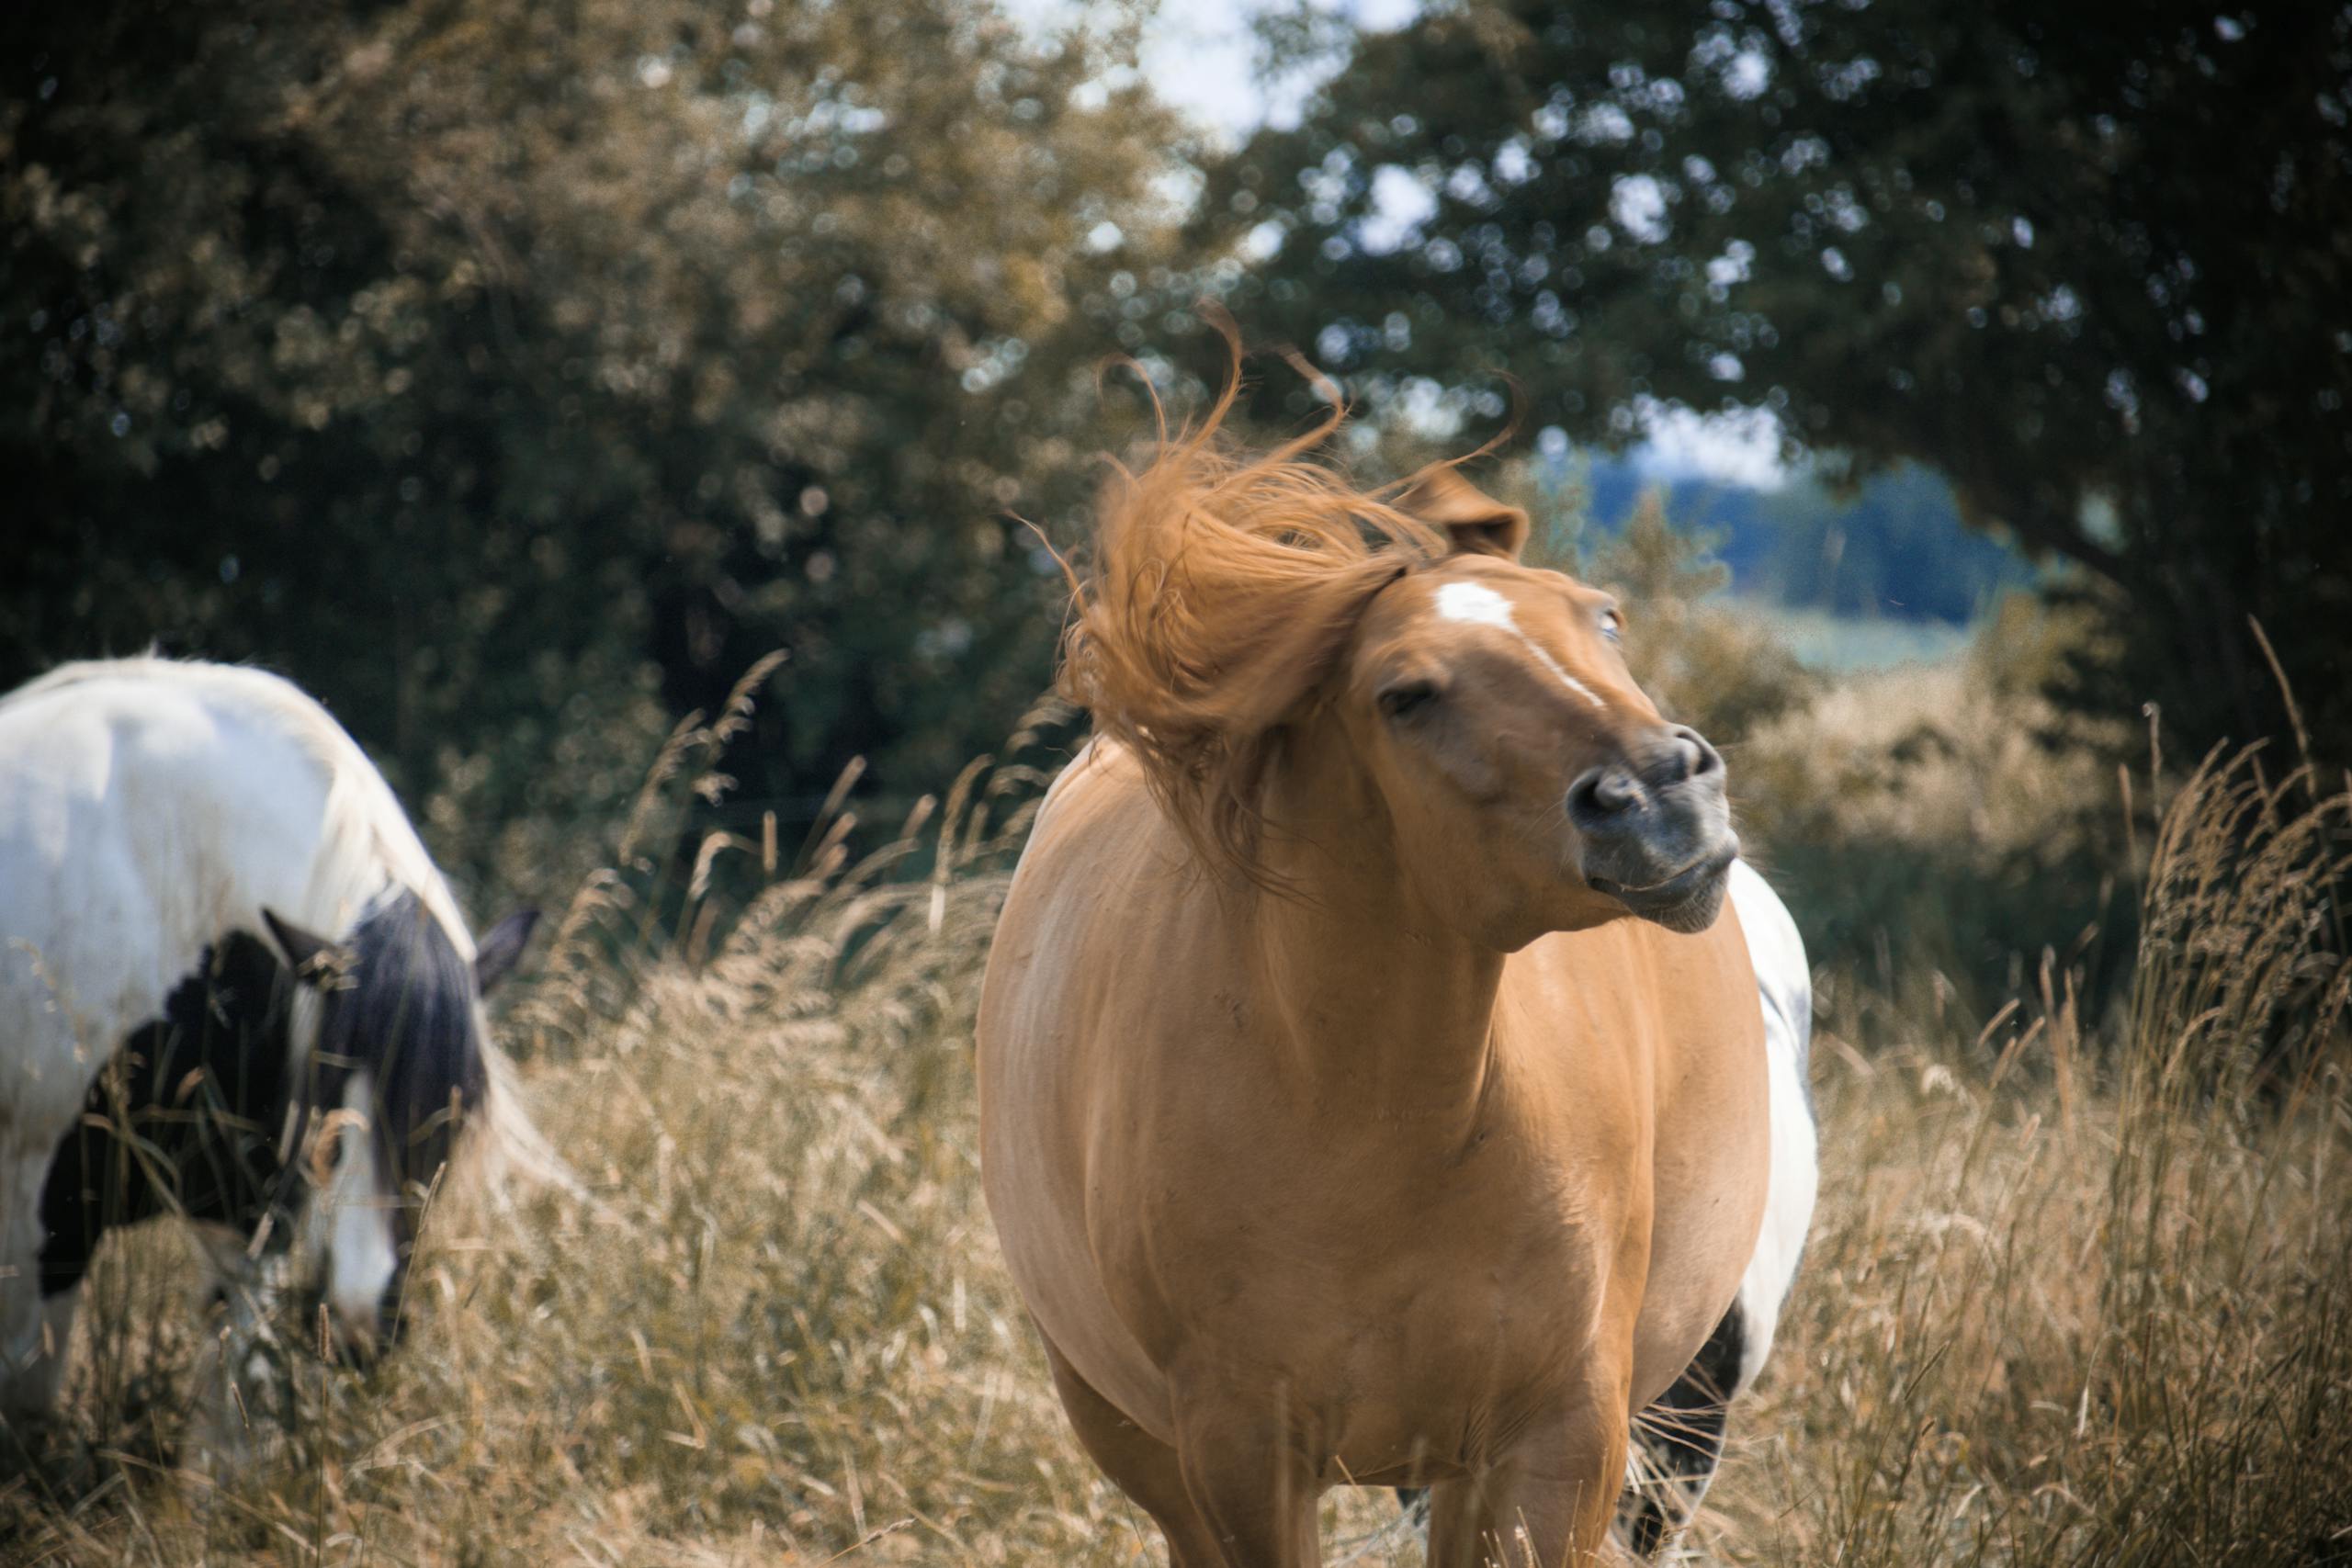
263, 897, 537, 1359
1058, 344, 1736, 950
1340, 469, 1737, 944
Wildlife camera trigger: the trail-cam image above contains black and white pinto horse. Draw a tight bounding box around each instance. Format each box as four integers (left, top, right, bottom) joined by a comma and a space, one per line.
0, 657, 538, 1437
1402, 860, 1819, 1558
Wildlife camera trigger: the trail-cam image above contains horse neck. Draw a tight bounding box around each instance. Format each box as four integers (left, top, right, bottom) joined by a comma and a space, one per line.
1246, 720, 1508, 1126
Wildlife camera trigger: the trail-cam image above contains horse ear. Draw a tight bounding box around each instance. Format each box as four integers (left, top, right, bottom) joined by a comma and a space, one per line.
263, 908, 347, 983
471, 908, 540, 996
1399, 468, 1531, 562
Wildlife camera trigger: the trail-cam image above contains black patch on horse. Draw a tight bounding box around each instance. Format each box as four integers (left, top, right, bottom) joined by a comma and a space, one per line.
37, 890, 487, 1337
38, 931, 299, 1298
1623, 1301, 1747, 1558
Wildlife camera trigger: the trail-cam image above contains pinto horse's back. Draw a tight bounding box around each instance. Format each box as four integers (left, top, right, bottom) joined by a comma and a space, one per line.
0, 660, 452, 1088
1724, 858, 1815, 1377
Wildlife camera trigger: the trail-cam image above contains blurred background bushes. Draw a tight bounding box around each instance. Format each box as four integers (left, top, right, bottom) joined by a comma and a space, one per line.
6, 0, 2346, 1026
1204, 0, 2352, 776
3, 0, 1189, 903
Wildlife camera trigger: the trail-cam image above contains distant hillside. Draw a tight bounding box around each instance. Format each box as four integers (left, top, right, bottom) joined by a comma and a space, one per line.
1583, 457, 2037, 626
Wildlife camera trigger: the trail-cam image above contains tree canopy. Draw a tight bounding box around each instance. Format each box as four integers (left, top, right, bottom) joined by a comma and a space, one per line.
1205, 0, 2352, 764
11, 0, 2347, 914
3, 0, 1183, 899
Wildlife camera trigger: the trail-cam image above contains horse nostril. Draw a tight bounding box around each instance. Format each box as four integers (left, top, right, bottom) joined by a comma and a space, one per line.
1637, 727, 1719, 788
1567, 764, 1643, 829
1661, 726, 1719, 784
1678, 727, 1724, 780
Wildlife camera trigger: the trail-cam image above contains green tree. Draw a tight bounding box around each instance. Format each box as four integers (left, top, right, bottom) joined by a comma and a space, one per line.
1204, 0, 2352, 767
3, 0, 1182, 903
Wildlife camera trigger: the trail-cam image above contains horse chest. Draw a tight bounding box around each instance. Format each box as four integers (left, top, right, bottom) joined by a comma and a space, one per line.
1104, 1111, 1625, 1446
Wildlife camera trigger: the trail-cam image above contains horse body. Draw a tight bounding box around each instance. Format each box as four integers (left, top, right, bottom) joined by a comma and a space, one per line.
978, 391, 1811, 1567
0, 657, 531, 1427
984, 738, 1770, 1484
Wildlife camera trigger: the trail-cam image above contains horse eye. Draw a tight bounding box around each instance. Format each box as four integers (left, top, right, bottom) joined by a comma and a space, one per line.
1378, 679, 1440, 719
1600, 608, 1624, 645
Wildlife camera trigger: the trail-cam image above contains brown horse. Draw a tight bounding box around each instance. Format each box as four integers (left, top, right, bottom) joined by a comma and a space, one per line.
978, 375, 1782, 1567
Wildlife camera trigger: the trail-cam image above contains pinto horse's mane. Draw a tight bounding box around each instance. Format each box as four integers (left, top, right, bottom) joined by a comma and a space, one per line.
322, 889, 490, 1199
1056, 353, 1472, 885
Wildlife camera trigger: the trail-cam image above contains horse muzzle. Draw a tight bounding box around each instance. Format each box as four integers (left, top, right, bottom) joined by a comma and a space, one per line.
1568, 726, 1738, 932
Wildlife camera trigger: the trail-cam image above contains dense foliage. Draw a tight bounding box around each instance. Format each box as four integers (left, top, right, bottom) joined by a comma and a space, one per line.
1206, 0, 2352, 764
6, 0, 2341, 989
3, 0, 1182, 901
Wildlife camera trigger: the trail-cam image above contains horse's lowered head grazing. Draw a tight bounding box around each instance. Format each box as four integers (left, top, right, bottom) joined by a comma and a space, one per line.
0, 657, 550, 1440
1062, 415, 1737, 954
261, 896, 538, 1352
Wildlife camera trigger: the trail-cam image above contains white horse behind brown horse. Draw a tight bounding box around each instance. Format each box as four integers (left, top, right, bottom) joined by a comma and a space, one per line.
0, 657, 542, 1449
978, 372, 1814, 1565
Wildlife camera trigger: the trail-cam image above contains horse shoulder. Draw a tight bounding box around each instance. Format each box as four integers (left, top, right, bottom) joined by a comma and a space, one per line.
1499, 911, 1772, 1410
987, 739, 1198, 1021
979, 739, 1264, 1438
1497, 913, 1759, 1118
2, 682, 292, 1086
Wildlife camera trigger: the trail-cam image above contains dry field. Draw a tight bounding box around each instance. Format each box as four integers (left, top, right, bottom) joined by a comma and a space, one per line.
4, 683, 2349, 1567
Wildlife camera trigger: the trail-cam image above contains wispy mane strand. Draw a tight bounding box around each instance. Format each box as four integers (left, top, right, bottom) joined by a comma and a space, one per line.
1055, 344, 1451, 884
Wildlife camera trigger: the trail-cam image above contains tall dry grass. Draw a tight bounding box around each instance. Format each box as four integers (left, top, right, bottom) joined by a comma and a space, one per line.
1704, 746, 2352, 1567
3, 687, 2347, 1565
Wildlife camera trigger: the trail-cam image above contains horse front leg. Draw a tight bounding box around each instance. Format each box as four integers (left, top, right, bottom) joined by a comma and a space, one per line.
1038, 1331, 1230, 1568
0, 1278, 62, 1431
184, 1224, 295, 1468
1427, 1368, 1636, 1568
1171, 1396, 1324, 1568
0, 1148, 74, 1430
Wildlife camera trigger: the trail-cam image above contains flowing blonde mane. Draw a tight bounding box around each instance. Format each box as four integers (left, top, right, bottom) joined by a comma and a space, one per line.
1056, 353, 1456, 883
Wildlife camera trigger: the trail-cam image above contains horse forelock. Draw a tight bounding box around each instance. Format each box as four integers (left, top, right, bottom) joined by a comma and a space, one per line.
316, 889, 487, 1200
1057, 350, 1459, 889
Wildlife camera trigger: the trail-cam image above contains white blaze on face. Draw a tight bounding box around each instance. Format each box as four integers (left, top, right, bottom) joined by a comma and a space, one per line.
314, 1071, 400, 1335
1431, 581, 1603, 710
